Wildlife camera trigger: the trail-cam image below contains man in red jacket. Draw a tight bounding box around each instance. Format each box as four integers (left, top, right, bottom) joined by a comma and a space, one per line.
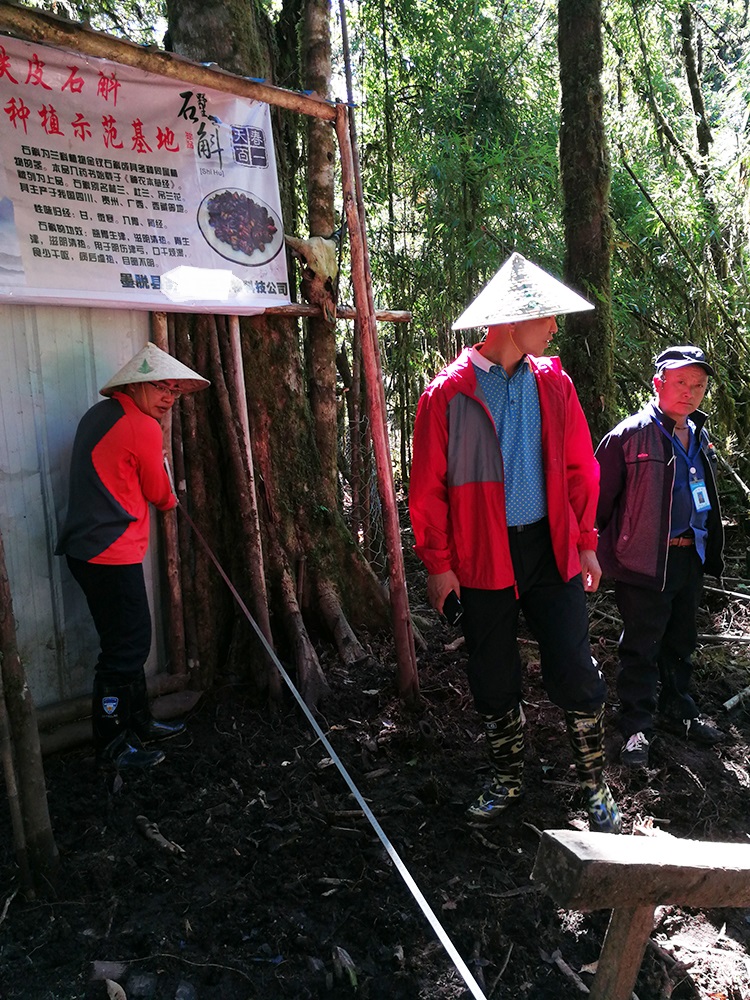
57, 342, 209, 771
409, 253, 620, 833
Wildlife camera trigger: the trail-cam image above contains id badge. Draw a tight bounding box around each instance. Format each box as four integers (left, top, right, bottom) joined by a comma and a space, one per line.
690, 479, 711, 512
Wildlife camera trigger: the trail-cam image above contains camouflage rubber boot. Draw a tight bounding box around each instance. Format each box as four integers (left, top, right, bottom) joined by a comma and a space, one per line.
466, 705, 524, 823
565, 707, 622, 834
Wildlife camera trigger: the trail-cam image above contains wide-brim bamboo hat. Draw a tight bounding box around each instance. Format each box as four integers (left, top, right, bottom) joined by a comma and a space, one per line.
99, 342, 210, 397
452, 252, 595, 330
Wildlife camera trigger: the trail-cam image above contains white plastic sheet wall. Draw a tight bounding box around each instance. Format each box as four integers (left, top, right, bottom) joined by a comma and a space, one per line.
0, 304, 165, 708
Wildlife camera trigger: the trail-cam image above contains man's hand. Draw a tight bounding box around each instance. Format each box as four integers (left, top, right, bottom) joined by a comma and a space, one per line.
579, 549, 602, 593
427, 570, 461, 614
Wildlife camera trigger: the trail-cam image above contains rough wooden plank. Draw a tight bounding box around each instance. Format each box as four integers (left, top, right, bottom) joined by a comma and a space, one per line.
532, 830, 750, 910
0, 2, 337, 121
589, 905, 655, 1000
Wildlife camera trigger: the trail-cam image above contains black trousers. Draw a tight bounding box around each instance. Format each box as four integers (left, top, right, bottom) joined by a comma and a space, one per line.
615, 546, 703, 738
460, 519, 605, 717
66, 556, 151, 680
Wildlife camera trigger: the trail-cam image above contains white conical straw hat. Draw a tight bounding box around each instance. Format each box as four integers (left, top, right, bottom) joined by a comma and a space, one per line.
100, 342, 210, 397
452, 252, 595, 330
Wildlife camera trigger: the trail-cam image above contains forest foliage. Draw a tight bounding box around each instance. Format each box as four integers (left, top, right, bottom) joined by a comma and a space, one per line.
22, 0, 750, 511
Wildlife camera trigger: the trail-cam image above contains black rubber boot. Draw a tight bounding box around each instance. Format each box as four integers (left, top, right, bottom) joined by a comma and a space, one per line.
130, 671, 186, 742
466, 705, 524, 823
97, 730, 165, 770
92, 676, 165, 770
565, 708, 621, 834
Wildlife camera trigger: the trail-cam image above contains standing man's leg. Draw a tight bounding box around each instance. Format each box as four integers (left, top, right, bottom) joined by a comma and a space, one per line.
614, 579, 673, 765
514, 522, 620, 834
66, 557, 165, 770
460, 586, 525, 822
657, 549, 722, 744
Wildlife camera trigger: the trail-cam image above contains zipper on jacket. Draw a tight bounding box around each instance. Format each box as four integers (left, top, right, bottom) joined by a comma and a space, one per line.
661, 451, 676, 591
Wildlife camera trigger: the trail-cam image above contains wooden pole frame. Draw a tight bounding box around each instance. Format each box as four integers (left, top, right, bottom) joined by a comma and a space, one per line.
0, 2, 419, 697
335, 103, 419, 699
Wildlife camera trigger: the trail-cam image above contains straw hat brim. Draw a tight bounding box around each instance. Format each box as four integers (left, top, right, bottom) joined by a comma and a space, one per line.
100, 342, 210, 397
452, 252, 595, 330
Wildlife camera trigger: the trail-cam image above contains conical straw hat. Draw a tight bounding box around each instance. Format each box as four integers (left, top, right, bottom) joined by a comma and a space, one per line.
452, 252, 595, 330
99, 342, 210, 397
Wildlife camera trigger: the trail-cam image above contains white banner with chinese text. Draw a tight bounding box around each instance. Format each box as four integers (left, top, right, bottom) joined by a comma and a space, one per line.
0, 35, 290, 312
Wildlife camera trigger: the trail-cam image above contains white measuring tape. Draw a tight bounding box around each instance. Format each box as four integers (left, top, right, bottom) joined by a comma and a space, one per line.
178, 503, 488, 999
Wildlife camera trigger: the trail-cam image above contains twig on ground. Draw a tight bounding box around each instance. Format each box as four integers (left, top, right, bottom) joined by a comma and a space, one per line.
469, 940, 486, 991
470, 829, 504, 850
0, 888, 18, 928
724, 684, 750, 711
547, 949, 589, 993
486, 884, 540, 900
135, 815, 186, 855
698, 633, 750, 643
704, 584, 750, 602
487, 941, 513, 997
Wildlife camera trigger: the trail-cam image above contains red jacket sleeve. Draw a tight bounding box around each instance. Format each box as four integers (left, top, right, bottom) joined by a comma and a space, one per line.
408, 384, 454, 575
131, 415, 177, 512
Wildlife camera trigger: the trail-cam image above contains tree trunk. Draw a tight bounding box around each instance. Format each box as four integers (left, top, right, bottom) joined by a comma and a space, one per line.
557, 0, 616, 441
165, 0, 391, 709
0, 526, 59, 896
302, 0, 339, 503
679, 3, 728, 282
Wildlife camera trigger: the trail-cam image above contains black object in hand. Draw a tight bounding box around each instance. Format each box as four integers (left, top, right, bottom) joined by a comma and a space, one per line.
442, 591, 463, 626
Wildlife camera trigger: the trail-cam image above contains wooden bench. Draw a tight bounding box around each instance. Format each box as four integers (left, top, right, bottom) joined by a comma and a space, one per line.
531, 829, 750, 1000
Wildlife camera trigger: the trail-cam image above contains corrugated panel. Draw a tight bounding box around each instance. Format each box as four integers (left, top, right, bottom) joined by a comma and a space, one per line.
0, 304, 166, 708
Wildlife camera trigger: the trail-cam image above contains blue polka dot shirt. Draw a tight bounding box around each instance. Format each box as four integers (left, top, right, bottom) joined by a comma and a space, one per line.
471, 347, 547, 527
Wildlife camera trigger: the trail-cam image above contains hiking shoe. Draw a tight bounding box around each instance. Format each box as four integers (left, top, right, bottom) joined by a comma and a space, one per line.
678, 715, 723, 746
620, 731, 650, 767
584, 782, 622, 834
466, 780, 523, 823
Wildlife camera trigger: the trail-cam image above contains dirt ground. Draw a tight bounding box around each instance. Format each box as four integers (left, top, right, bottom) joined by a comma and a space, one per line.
3, 530, 750, 1000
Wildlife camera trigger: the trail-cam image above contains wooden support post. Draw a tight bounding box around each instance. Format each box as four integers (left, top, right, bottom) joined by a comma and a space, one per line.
532, 830, 750, 1000
589, 905, 655, 1000
334, 102, 419, 701
226, 315, 281, 703
151, 311, 187, 675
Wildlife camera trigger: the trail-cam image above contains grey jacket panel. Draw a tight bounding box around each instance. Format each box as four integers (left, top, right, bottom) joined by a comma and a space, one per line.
446, 391, 503, 489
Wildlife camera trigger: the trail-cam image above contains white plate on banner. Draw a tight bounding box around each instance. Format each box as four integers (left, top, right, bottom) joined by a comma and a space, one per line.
197, 188, 284, 267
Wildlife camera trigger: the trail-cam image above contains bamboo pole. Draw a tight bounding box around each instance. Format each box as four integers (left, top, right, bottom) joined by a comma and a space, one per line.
225, 315, 281, 702
151, 312, 187, 675
334, 103, 419, 701
0, 654, 30, 890
0, 524, 59, 894
168, 315, 201, 675
265, 305, 411, 322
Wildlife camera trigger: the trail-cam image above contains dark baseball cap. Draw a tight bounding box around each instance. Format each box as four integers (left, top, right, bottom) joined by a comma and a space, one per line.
654, 345, 715, 376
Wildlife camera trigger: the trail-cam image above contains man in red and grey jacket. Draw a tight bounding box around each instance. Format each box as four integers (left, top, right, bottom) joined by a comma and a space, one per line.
409, 253, 621, 833
57, 342, 209, 772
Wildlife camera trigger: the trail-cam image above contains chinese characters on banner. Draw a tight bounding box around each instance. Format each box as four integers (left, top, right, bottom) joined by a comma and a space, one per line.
0, 35, 291, 312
